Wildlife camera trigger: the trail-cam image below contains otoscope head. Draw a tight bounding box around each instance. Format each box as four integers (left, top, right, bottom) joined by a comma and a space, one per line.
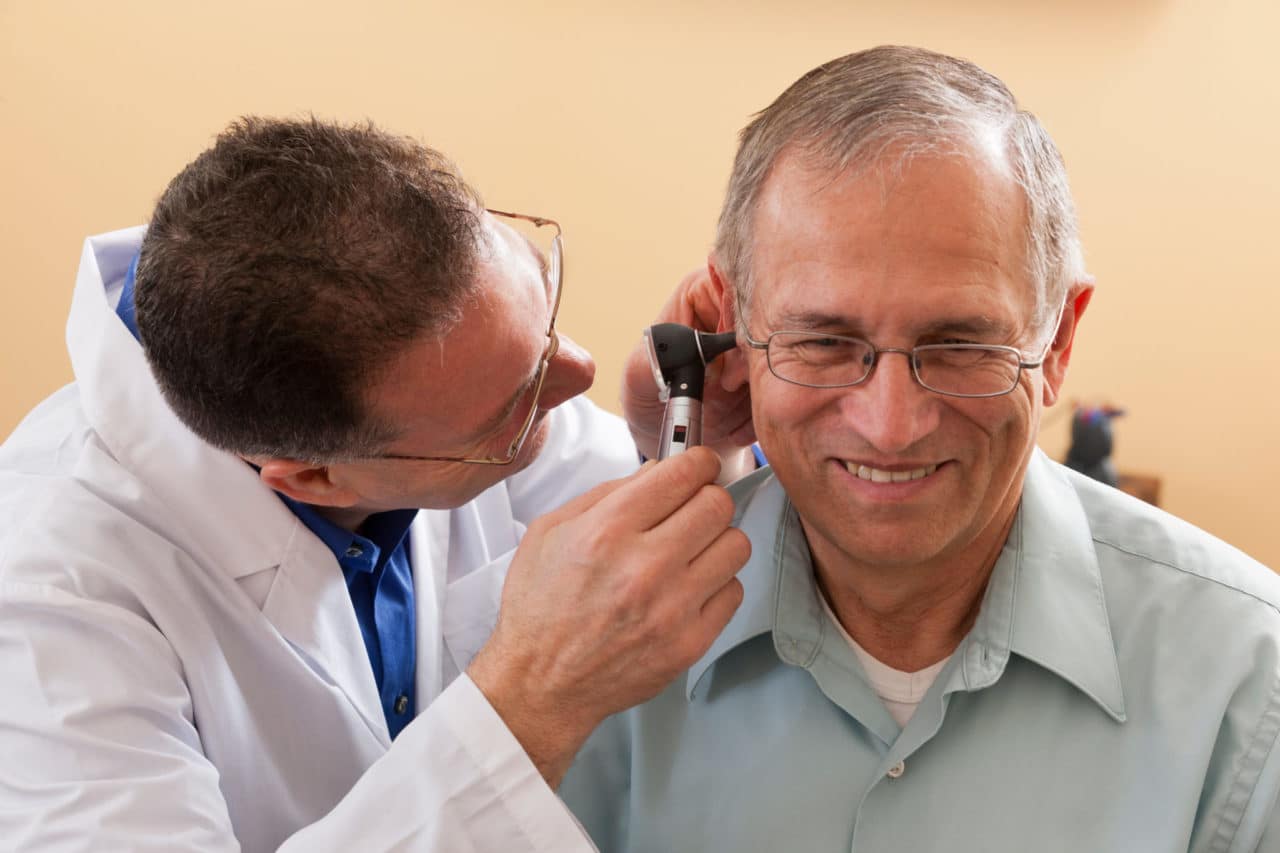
642, 323, 738, 401
696, 329, 738, 362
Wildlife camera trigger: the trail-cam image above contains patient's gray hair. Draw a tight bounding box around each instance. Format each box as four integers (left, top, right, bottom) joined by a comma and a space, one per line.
715, 45, 1085, 342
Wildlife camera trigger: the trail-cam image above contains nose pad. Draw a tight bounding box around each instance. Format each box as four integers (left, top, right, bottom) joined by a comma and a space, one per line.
844, 350, 937, 454
538, 331, 596, 410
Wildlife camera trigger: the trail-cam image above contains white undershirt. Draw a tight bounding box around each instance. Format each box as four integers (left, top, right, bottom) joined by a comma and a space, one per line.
817, 591, 949, 728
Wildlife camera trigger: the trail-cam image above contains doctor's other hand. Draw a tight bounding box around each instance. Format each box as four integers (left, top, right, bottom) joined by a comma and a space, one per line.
467, 447, 749, 788
621, 266, 756, 466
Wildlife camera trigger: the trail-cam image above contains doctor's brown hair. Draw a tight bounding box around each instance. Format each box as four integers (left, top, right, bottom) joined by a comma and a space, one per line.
133, 116, 485, 462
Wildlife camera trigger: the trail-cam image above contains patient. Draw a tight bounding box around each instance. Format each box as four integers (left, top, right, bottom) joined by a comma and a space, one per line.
563, 45, 1280, 851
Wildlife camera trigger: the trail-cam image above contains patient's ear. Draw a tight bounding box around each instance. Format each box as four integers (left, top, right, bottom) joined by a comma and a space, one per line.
710, 257, 749, 393
253, 458, 360, 508
1042, 281, 1095, 407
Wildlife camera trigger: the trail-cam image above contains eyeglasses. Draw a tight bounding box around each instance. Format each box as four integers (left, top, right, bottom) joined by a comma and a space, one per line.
742, 305, 1062, 399
377, 208, 563, 465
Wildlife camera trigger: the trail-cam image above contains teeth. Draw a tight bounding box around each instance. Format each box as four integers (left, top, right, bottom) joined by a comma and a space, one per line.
845, 462, 938, 483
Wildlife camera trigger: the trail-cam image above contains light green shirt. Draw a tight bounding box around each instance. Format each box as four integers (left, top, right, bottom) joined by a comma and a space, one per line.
562, 450, 1280, 852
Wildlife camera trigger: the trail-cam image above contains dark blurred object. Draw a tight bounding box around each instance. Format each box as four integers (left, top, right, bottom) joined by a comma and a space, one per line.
1065, 405, 1125, 487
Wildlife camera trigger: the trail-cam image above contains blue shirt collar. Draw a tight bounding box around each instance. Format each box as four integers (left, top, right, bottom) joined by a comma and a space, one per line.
687, 450, 1127, 723
276, 493, 416, 575
117, 251, 141, 338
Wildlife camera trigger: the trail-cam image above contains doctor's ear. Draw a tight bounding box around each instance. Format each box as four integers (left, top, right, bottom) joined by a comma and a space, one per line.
253, 458, 361, 508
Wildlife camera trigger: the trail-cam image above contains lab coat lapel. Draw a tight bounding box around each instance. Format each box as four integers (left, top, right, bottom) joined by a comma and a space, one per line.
262, 524, 392, 750
437, 492, 521, 682
411, 509, 451, 706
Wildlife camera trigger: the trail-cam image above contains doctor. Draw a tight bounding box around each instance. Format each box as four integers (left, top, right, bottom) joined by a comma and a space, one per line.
0, 117, 750, 851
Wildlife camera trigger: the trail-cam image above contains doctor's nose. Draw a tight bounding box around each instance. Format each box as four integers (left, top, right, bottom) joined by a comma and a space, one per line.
537, 332, 595, 412
841, 350, 940, 454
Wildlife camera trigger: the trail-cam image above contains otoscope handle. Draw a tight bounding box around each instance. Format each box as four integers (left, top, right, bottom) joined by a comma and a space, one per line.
657, 396, 703, 460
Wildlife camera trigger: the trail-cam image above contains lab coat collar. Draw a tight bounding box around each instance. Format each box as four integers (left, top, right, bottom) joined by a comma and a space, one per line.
687, 450, 1127, 723
262, 520, 391, 747
68, 227, 391, 745
67, 227, 296, 580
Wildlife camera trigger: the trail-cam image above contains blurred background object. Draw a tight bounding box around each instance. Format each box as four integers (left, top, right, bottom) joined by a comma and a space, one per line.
1060, 402, 1163, 506
1065, 405, 1125, 487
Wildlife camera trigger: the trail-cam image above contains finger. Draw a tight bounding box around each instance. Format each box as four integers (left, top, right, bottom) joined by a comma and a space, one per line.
652, 269, 703, 323
696, 575, 745, 637
701, 392, 755, 450
654, 268, 716, 327
646, 483, 738, 559
705, 388, 753, 429
684, 528, 751, 603
590, 446, 721, 531
670, 574, 744, 672
686, 285, 723, 332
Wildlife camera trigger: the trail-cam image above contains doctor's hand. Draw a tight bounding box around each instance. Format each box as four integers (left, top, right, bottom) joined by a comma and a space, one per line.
620, 266, 756, 476
467, 447, 749, 789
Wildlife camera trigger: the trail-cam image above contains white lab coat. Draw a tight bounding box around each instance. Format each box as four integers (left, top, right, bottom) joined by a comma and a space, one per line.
0, 227, 638, 852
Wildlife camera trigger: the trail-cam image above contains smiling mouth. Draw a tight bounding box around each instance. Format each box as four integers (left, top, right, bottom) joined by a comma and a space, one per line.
842, 461, 939, 483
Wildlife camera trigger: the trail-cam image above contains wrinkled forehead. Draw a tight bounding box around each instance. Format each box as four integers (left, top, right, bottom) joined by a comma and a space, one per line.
745, 145, 1036, 332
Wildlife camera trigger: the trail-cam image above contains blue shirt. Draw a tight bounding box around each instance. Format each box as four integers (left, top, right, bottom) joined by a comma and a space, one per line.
562, 451, 1280, 852
116, 256, 418, 739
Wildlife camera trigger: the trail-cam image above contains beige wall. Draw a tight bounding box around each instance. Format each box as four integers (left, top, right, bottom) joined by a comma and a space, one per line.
3, 0, 1277, 567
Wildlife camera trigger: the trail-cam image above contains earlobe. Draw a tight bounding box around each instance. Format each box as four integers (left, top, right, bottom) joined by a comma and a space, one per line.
256, 458, 361, 508
1042, 282, 1095, 407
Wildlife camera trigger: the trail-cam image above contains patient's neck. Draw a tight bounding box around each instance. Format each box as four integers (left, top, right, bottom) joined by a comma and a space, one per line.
806, 513, 1014, 673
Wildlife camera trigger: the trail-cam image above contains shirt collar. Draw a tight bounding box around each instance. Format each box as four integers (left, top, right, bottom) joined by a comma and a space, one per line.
686, 450, 1126, 723
279, 492, 416, 576
992, 449, 1126, 720
686, 468, 791, 699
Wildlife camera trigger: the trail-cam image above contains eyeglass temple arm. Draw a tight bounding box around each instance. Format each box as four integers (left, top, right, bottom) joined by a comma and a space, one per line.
485, 208, 560, 231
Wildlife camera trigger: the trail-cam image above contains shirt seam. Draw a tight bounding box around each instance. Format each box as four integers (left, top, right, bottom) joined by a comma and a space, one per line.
1207, 660, 1280, 852
1092, 537, 1280, 615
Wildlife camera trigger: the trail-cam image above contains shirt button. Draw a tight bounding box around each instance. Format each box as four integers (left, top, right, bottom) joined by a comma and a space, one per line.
887, 760, 905, 779
345, 545, 363, 558
394, 695, 409, 715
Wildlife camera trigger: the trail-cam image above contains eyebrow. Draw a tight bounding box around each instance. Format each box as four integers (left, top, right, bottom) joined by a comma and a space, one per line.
773, 311, 1013, 339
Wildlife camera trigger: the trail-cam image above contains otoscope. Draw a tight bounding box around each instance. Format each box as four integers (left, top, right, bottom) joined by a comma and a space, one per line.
642, 323, 739, 459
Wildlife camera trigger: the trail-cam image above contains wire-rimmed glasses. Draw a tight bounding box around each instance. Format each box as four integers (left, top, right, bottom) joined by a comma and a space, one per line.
742, 303, 1063, 399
